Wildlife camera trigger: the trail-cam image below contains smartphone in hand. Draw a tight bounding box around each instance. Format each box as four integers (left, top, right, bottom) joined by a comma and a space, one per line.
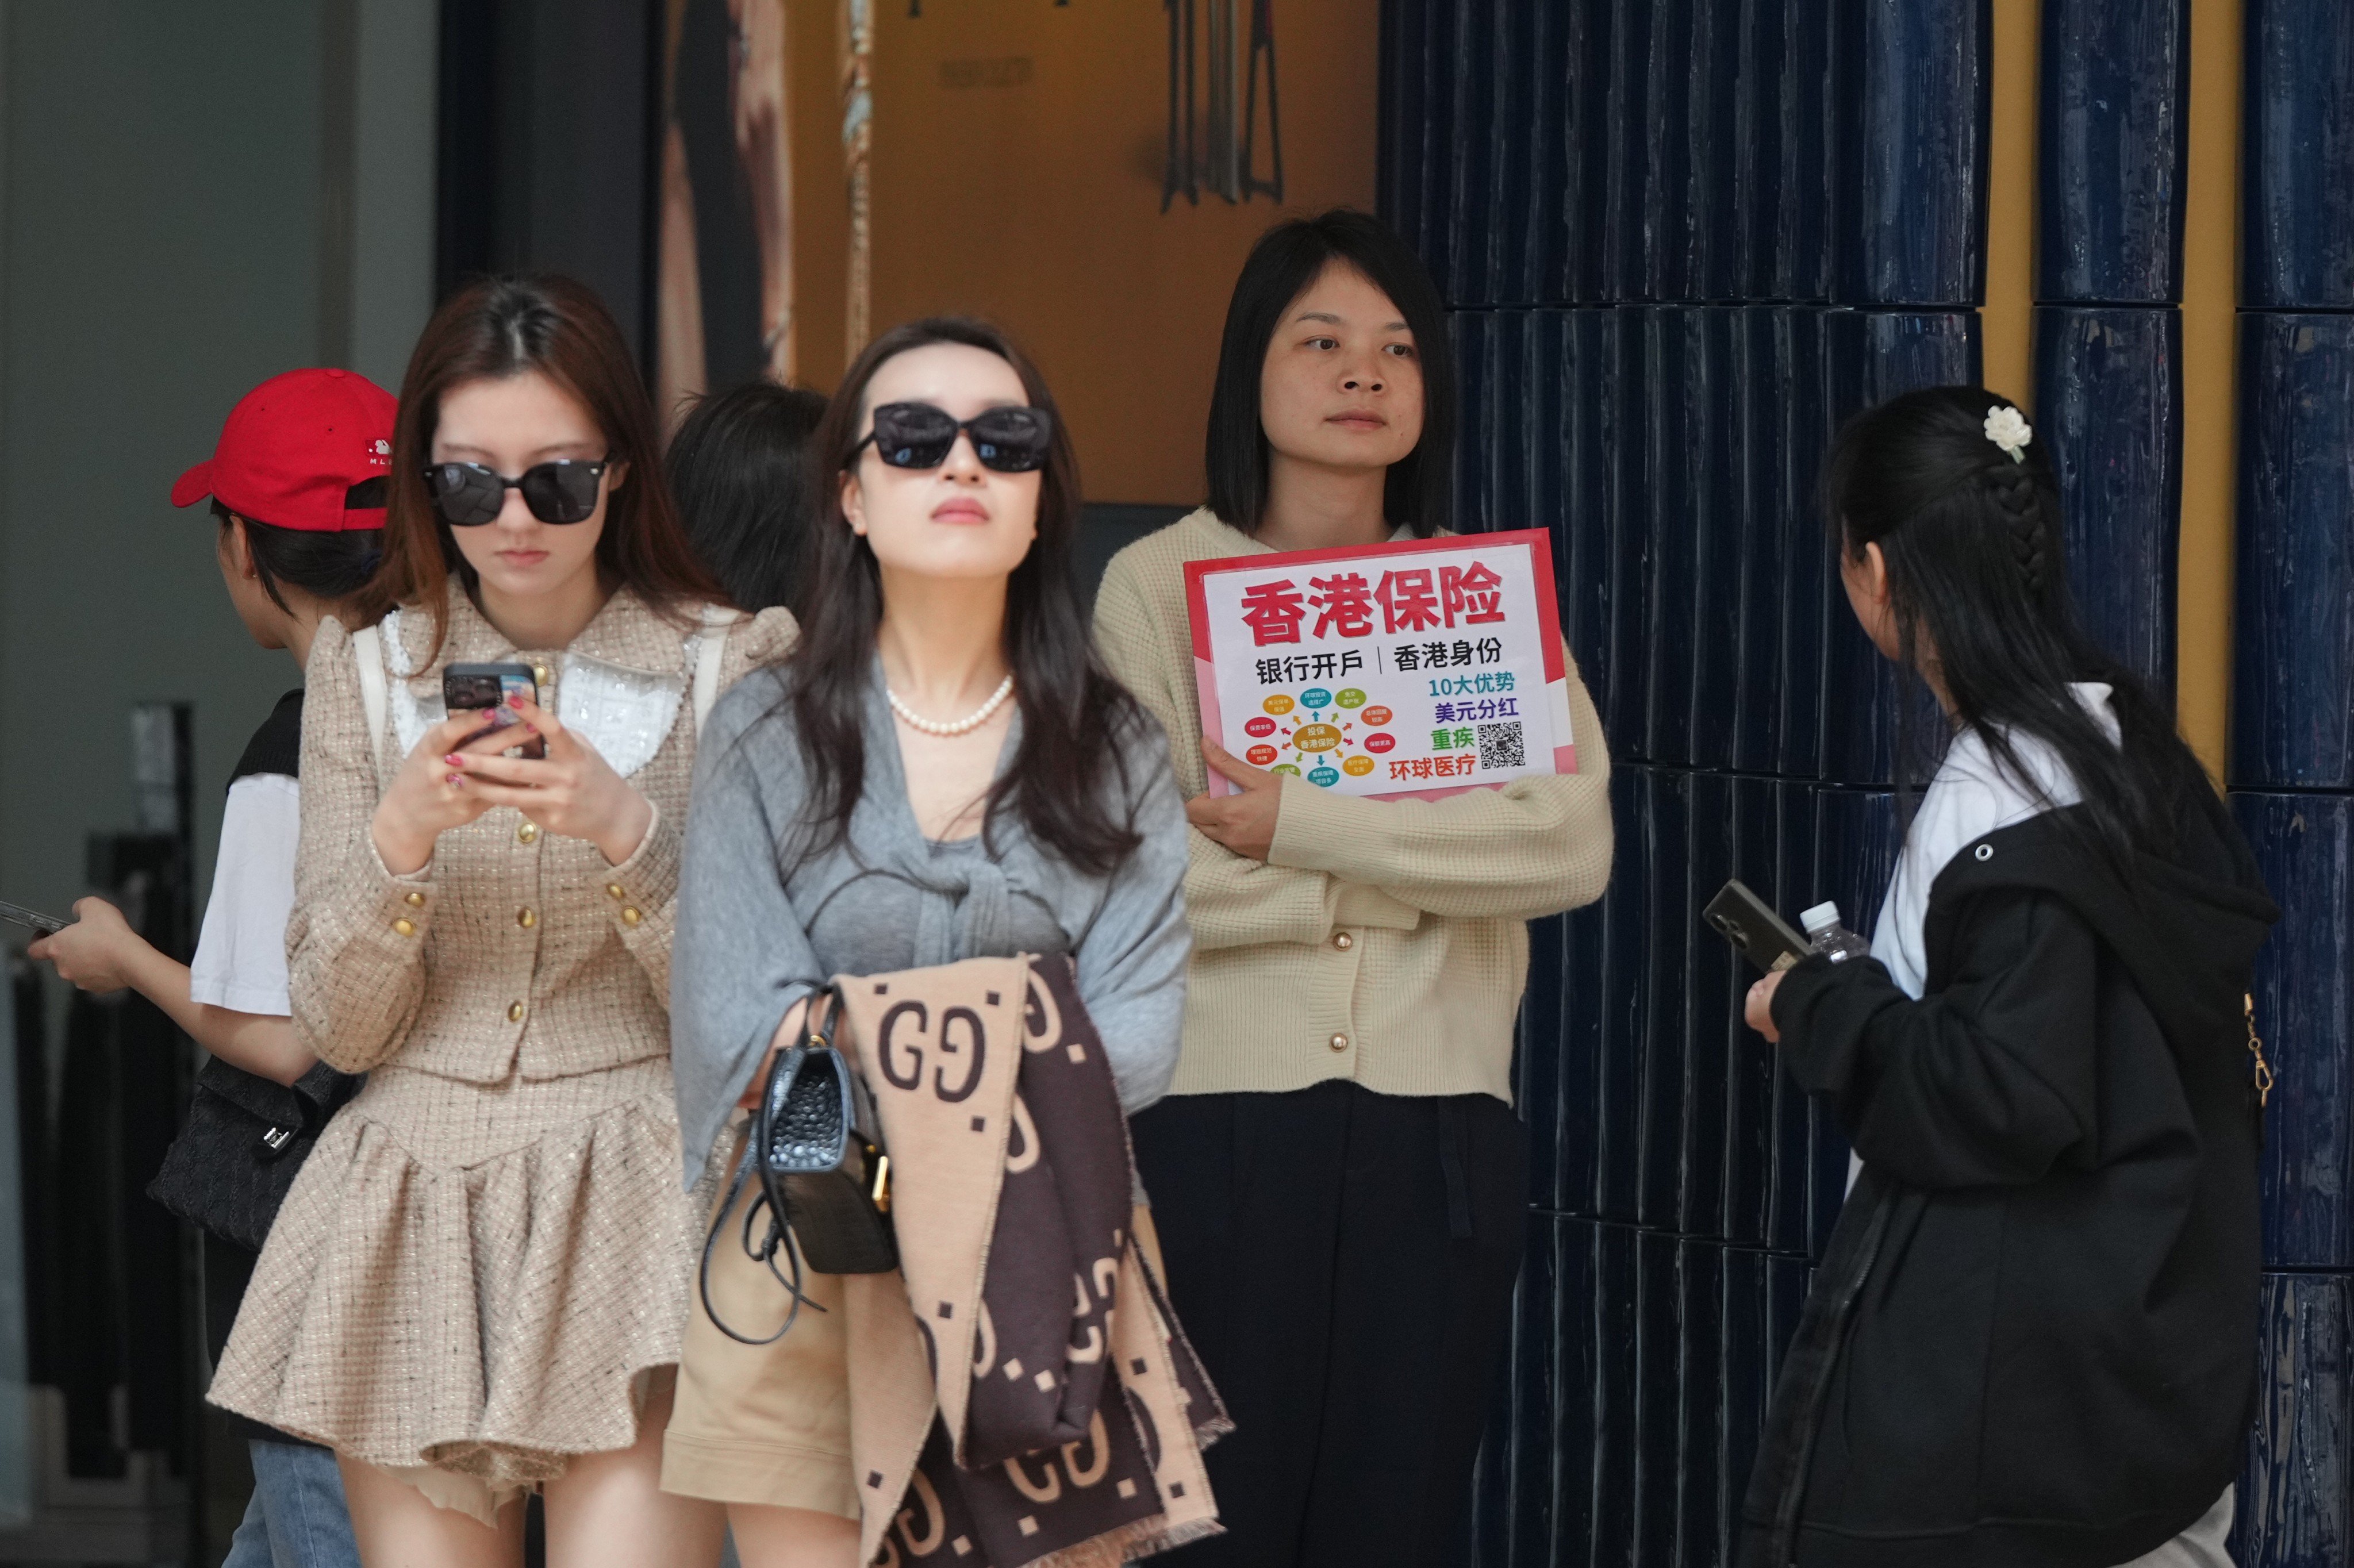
1703, 879, 1812, 973
0, 897, 67, 938
444, 663, 546, 760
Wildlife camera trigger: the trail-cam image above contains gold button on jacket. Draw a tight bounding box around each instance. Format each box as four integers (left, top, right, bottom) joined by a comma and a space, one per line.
285, 585, 796, 1085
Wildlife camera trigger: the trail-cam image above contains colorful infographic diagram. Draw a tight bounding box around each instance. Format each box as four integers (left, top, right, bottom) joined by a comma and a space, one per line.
1239, 686, 1402, 786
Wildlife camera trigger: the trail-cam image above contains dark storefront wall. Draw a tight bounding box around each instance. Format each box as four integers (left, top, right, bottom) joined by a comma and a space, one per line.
1380, 4, 1975, 1560
2231, 2, 2354, 1562
1383, 0, 2353, 1563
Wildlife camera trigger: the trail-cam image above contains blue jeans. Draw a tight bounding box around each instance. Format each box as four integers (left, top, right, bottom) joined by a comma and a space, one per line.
220, 1440, 360, 1568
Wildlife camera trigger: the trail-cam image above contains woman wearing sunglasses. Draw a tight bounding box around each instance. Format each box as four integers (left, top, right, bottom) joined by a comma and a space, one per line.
207, 275, 793, 1568
665, 318, 1189, 1566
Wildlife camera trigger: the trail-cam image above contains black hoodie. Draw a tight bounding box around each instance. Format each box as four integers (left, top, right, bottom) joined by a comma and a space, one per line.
1738, 784, 2279, 1568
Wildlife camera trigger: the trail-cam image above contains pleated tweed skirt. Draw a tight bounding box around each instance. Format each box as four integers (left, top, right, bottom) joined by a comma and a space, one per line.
209, 1056, 702, 1511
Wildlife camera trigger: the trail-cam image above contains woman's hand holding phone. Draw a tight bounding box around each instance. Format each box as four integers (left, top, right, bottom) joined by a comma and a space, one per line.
28, 897, 142, 993
1745, 971, 1785, 1043
372, 710, 523, 875
441, 696, 654, 866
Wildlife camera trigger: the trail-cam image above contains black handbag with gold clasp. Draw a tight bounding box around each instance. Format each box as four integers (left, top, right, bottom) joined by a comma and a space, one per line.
700, 985, 896, 1344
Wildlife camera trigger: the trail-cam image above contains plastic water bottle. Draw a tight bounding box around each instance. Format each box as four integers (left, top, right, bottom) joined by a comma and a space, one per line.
1800, 901, 1872, 963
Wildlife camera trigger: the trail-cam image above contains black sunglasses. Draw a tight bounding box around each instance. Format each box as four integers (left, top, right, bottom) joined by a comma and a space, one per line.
424, 459, 610, 526
851, 402, 1053, 474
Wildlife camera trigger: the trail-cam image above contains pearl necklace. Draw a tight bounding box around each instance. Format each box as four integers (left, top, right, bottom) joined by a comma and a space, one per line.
886, 672, 1015, 736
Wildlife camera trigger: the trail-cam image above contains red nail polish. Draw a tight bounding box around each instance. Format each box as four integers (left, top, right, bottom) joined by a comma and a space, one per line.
444, 754, 461, 766
447, 773, 463, 785
507, 693, 525, 708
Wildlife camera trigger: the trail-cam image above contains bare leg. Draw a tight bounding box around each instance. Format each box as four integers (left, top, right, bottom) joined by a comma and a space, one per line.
337, 1453, 523, 1568
726, 1502, 861, 1568
544, 1370, 728, 1568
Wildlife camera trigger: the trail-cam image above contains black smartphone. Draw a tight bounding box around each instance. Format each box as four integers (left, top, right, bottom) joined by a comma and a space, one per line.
444, 662, 546, 760
1702, 879, 1812, 974
0, 897, 68, 937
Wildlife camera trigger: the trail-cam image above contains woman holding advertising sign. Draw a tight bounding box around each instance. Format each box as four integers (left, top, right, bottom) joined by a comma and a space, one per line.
1092, 210, 1615, 1566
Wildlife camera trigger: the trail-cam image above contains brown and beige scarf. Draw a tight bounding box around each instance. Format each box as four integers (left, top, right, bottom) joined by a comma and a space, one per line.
831, 955, 1230, 1568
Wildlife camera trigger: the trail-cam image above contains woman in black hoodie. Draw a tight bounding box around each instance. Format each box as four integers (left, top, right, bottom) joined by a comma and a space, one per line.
1738, 387, 2278, 1568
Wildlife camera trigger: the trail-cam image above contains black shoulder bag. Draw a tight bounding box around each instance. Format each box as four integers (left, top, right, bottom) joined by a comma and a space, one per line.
146, 1058, 361, 1253
700, 985, 897, 1344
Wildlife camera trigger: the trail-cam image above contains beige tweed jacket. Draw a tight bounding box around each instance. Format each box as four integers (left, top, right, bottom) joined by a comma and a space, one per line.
208, 583, 794, 1499
289, 584, 790, 1080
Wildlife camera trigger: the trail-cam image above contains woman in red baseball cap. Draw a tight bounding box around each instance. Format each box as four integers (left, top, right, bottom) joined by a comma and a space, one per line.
205, 276, 793, 1568
32, 365, 396, 1567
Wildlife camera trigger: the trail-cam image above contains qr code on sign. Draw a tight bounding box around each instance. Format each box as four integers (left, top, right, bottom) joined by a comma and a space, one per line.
1477, 721, 1524, 770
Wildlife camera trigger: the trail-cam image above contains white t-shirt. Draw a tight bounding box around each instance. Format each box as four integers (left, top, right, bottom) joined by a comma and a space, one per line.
1869, 683, 2120, 998
187, 773, 299, 1016
1846, 682, 2118, 1201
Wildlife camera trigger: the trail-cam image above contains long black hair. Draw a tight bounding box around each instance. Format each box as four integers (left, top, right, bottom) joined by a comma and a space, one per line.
211, 500, 383, 613
667, 381, 828, 615
1823, 385, 2209, 867
1204, 208, 1455, 536
776, 317, 1146, 875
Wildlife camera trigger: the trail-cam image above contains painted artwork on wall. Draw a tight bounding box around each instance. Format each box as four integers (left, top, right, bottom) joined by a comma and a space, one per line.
656, 0, 1377, 505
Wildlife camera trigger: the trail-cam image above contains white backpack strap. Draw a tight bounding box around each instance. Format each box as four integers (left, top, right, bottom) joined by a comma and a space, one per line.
351, 623, 390, 769
692, 605, 742, 738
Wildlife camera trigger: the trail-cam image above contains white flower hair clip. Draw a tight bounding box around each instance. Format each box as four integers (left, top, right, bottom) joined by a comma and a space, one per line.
1984, 404, 2033, 463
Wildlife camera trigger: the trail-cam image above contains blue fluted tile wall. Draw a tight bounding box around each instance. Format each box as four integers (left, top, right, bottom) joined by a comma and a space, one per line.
1844, 0, 1991, 308
1386, 0, 1991, 1558
2233, 313, 2354, 789
2233, 794, 2354, 1269
2036, 0, 2189, 303
2024, 0, 2183, 726
2244, 0, 2354, 310
1382, 0, 1974, 310
1386, 0, 2354, 1559
2032, 0, 2186, 700
2221, 3, 2353, 1562
2033, 306, 2182, 694
1449, 305, 1977, 788
2235, 1273, 2351, 1567
1450, 299, 1946, 1562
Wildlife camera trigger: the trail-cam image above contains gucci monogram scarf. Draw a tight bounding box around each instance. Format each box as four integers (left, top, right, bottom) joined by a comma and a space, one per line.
834, 955, 1230, 1568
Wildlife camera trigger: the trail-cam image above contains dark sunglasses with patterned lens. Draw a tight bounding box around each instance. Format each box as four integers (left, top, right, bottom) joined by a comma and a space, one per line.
851, 402, 1053, 473
424, 459, 610, 526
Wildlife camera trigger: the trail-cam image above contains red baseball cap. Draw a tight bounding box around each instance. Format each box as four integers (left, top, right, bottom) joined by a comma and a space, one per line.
171, 367, 398, 533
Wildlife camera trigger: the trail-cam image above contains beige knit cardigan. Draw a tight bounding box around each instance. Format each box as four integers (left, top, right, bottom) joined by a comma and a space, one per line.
1092, 508, 1615, 1104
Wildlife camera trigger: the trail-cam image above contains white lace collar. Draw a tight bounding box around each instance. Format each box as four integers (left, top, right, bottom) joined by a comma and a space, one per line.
378, 605, 706, 778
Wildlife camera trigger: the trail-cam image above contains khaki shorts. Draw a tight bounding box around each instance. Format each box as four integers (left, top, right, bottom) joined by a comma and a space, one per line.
660, 1162, 858, 1520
